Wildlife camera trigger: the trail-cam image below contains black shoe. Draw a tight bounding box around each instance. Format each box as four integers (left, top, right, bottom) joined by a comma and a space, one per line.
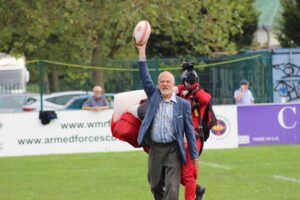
195, 184, 206, 200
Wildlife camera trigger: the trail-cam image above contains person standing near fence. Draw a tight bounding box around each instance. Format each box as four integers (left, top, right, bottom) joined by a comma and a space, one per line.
234, 79, 254, 105
82, 86, 110, 111
135, 42, 198, 200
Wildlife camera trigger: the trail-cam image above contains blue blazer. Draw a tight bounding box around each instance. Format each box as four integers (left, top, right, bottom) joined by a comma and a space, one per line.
137, 61, 198, 164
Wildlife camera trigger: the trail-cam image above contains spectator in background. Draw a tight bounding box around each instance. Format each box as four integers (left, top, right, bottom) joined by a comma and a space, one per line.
234, 79, 254, 105
82, 86, 109, 111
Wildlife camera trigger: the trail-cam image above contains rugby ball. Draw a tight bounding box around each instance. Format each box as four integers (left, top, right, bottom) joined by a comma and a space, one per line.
133, 20, 151, 46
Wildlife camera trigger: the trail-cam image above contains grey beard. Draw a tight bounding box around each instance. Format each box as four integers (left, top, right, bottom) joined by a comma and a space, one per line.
160, 89, 172, 97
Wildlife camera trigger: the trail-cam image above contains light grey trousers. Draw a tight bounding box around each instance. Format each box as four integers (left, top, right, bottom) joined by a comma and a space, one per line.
148, 142, 181, 200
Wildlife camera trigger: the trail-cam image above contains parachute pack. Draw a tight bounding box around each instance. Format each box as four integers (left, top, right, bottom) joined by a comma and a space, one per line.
194, 89, 218, 142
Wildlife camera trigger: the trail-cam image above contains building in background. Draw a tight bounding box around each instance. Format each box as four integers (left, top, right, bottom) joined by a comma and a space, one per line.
255, 0, 283, 48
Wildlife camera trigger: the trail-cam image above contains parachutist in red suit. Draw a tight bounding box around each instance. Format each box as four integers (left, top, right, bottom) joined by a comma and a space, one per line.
176, 62, 211, 200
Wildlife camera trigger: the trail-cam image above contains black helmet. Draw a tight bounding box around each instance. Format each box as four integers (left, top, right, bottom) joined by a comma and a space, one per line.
182, 70, 199, 85
186, 71, 199, 85
181, 62, 199, 84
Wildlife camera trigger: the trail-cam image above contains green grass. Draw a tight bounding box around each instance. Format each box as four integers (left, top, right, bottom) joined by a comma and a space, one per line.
0, 145, 299, 200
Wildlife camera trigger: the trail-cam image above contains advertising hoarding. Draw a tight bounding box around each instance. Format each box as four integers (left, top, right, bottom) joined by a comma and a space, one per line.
238, 103, 300, 146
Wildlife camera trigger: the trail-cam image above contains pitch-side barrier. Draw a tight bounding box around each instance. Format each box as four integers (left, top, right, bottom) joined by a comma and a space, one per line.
0, 105, 238, 157
1, 103, 298, 157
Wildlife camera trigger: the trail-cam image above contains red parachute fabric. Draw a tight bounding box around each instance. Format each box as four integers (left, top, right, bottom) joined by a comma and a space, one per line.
111, 112, 141, 148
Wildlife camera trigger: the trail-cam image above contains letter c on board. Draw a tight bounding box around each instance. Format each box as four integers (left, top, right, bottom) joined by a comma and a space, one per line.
278, 106, 297, 129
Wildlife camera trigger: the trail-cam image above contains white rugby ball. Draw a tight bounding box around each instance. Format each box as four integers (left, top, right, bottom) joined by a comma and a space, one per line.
133, 20, 151, 46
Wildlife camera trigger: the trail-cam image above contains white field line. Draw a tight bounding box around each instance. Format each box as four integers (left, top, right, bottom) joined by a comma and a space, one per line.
199, 161, 233, 170
272, 174, 300, 184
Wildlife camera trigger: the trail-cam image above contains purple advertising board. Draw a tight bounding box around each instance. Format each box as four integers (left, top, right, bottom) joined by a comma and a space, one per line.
238, 103, 300, 146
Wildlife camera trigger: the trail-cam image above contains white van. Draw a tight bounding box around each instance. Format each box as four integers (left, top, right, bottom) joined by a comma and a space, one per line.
0, 53, 29, 94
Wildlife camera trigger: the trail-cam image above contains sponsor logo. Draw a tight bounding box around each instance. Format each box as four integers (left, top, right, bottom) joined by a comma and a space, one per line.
210, 115, 231, 140
278, 106, 297, 129
239, 135, 250, 144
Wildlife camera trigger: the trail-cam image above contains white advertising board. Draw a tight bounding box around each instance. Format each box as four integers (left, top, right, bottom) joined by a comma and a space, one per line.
0, 105, 239, 157
0, 110, 136, 157
204, 105, 239, 149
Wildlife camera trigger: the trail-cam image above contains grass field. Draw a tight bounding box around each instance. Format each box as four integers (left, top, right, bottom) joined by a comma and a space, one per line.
0, 145, 299, 200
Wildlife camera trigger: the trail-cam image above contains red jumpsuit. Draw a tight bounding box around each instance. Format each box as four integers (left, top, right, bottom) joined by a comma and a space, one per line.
177, 83, 211, 200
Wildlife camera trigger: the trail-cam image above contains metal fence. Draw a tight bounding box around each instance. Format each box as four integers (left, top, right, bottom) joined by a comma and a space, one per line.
24, 51, 273, 105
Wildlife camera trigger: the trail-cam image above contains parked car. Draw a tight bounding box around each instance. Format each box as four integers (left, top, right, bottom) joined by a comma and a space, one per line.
0, 94, 36, 113
63, 93, 115, 110
23, 91, 92, 111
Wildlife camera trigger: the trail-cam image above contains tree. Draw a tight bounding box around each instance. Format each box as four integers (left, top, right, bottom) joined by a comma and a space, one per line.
34, 1, 93, 92
229, 0, 259, 49
0, 1, 53, 55
83, 0, 259, 91
0, 1, 93, 92
278, 0, 300, 47
79, 1, 141, 88
145, 0, 259, 57
0, 0, 260, 93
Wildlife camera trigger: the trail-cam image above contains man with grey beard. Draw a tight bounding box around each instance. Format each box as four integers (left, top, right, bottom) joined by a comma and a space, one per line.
135, 42, 198, 200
